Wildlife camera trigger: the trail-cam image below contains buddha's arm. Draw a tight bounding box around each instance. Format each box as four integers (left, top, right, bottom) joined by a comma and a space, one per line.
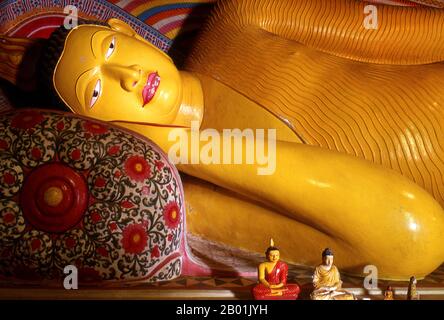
257, 264, 270, 288
312, 269, 323, 290
279, 265, 287, 287
204, 0, 444, 64
313, 270, 338, 291
176, 138, 444, 279
117, 122, 444, 279
270, 282, 284, 289
257, 264, 284, 289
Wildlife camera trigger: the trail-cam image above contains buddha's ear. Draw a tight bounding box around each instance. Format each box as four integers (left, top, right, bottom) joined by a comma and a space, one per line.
106, 18, 154, 44
107, 18, 173, 62
107, 18, 137, 36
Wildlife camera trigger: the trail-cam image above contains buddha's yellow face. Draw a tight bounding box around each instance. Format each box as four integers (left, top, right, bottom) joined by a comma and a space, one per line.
53, 18, 182, 125
267, 250, 280, 263
323, 255, 334, 267
384, 290, 393, 299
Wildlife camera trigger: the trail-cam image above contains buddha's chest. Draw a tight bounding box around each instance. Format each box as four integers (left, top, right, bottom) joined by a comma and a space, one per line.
264, 263, 280, 280
197, 73, 301, 143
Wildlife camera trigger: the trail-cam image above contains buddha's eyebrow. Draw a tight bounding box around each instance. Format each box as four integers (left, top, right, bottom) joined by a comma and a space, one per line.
90, 30, 99, 59
91, 29, 114, 59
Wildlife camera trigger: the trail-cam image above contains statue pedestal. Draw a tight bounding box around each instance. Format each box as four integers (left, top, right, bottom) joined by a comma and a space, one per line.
2, 234, 444, 300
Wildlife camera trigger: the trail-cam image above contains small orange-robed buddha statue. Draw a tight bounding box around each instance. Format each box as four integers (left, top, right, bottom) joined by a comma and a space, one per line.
384, 286, 395, 300
252, 239, 300, 300
407, 276, 420, 300
311, 248, 355, 300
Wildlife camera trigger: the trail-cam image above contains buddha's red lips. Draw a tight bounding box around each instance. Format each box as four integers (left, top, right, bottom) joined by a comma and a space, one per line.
142, 72, 160, 106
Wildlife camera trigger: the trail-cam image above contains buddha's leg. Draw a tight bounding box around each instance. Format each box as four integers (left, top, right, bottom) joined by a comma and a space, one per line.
180, 141, 444, 280
283, 284, 300, 297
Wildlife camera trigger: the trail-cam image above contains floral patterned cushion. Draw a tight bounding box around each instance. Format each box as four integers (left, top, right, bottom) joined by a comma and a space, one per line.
0, 109, 184, 284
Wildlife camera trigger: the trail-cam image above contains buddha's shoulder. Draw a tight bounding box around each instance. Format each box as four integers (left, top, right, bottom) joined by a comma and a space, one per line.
277, 260, 288, 268
314, 264, 323, 272
258, 261, 272, 268
331, 265, 339, 272
314, 265, 339, 272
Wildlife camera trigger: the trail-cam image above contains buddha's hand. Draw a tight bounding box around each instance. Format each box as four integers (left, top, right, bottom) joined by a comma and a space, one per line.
316, 286, 335, 293
270, 289, 284, 296
269, 283, 284, 289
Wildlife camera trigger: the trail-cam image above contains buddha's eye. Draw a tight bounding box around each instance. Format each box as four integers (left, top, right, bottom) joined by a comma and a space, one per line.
105, 37, 116, 59
90, 79, 101, 108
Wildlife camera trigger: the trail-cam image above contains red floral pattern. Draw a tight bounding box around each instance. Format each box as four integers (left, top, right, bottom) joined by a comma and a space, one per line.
120, 200, 135, 209
151, 245, 160, 258
65, 237, 76, 249
56, 121, 65, 131
121, 223, 148, 254
0, 139, 8, 150
163, 201, 181, 229
83, 121, 108, 135
91, 211, 102, 223
109, 222, 118, 231
124, 155, 151, 182
71, 149, 81, 160
0, 110, 184, 283
94, 177, 106, 188
2, 212, 15, 225
107, 145, 120, 156
31, 147, 42, 160
141, 186, 150, 195
155, 160, 164, 170
31, 239, 41, 251
96, 246, 109, 257
2, 172, 15, 185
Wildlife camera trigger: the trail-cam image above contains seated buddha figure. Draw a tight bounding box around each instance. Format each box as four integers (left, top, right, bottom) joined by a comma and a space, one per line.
311, 248, 355, 300
384, 286, 395, 300
407, 276, 420, 300
2, 0, 444, 280
252, 239, 300, 300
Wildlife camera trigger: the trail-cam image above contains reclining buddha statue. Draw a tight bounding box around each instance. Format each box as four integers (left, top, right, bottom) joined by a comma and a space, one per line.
2, 0, 444, 280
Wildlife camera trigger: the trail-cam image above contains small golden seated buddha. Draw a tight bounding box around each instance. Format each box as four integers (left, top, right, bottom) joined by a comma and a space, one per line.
384, 286, 394, 300
310, 248, 355, 300
407, 276, 420, 300
252, 239, 300, 300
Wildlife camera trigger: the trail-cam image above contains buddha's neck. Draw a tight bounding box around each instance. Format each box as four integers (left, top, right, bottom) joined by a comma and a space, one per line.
173, 71, 204, 128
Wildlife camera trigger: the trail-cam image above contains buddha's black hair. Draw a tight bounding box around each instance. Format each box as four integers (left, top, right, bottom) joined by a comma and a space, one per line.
265, 246, 279, 257
37, 19, 108, 111
322, 248, 334, 257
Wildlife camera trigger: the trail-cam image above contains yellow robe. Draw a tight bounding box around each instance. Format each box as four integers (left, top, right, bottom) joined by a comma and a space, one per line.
186, 0, 444, 206
179, 0, 444, 280
311, 265, 355, 300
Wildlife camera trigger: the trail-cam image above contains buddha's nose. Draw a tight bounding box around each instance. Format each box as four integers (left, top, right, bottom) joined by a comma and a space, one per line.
103, 64, 142, 92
